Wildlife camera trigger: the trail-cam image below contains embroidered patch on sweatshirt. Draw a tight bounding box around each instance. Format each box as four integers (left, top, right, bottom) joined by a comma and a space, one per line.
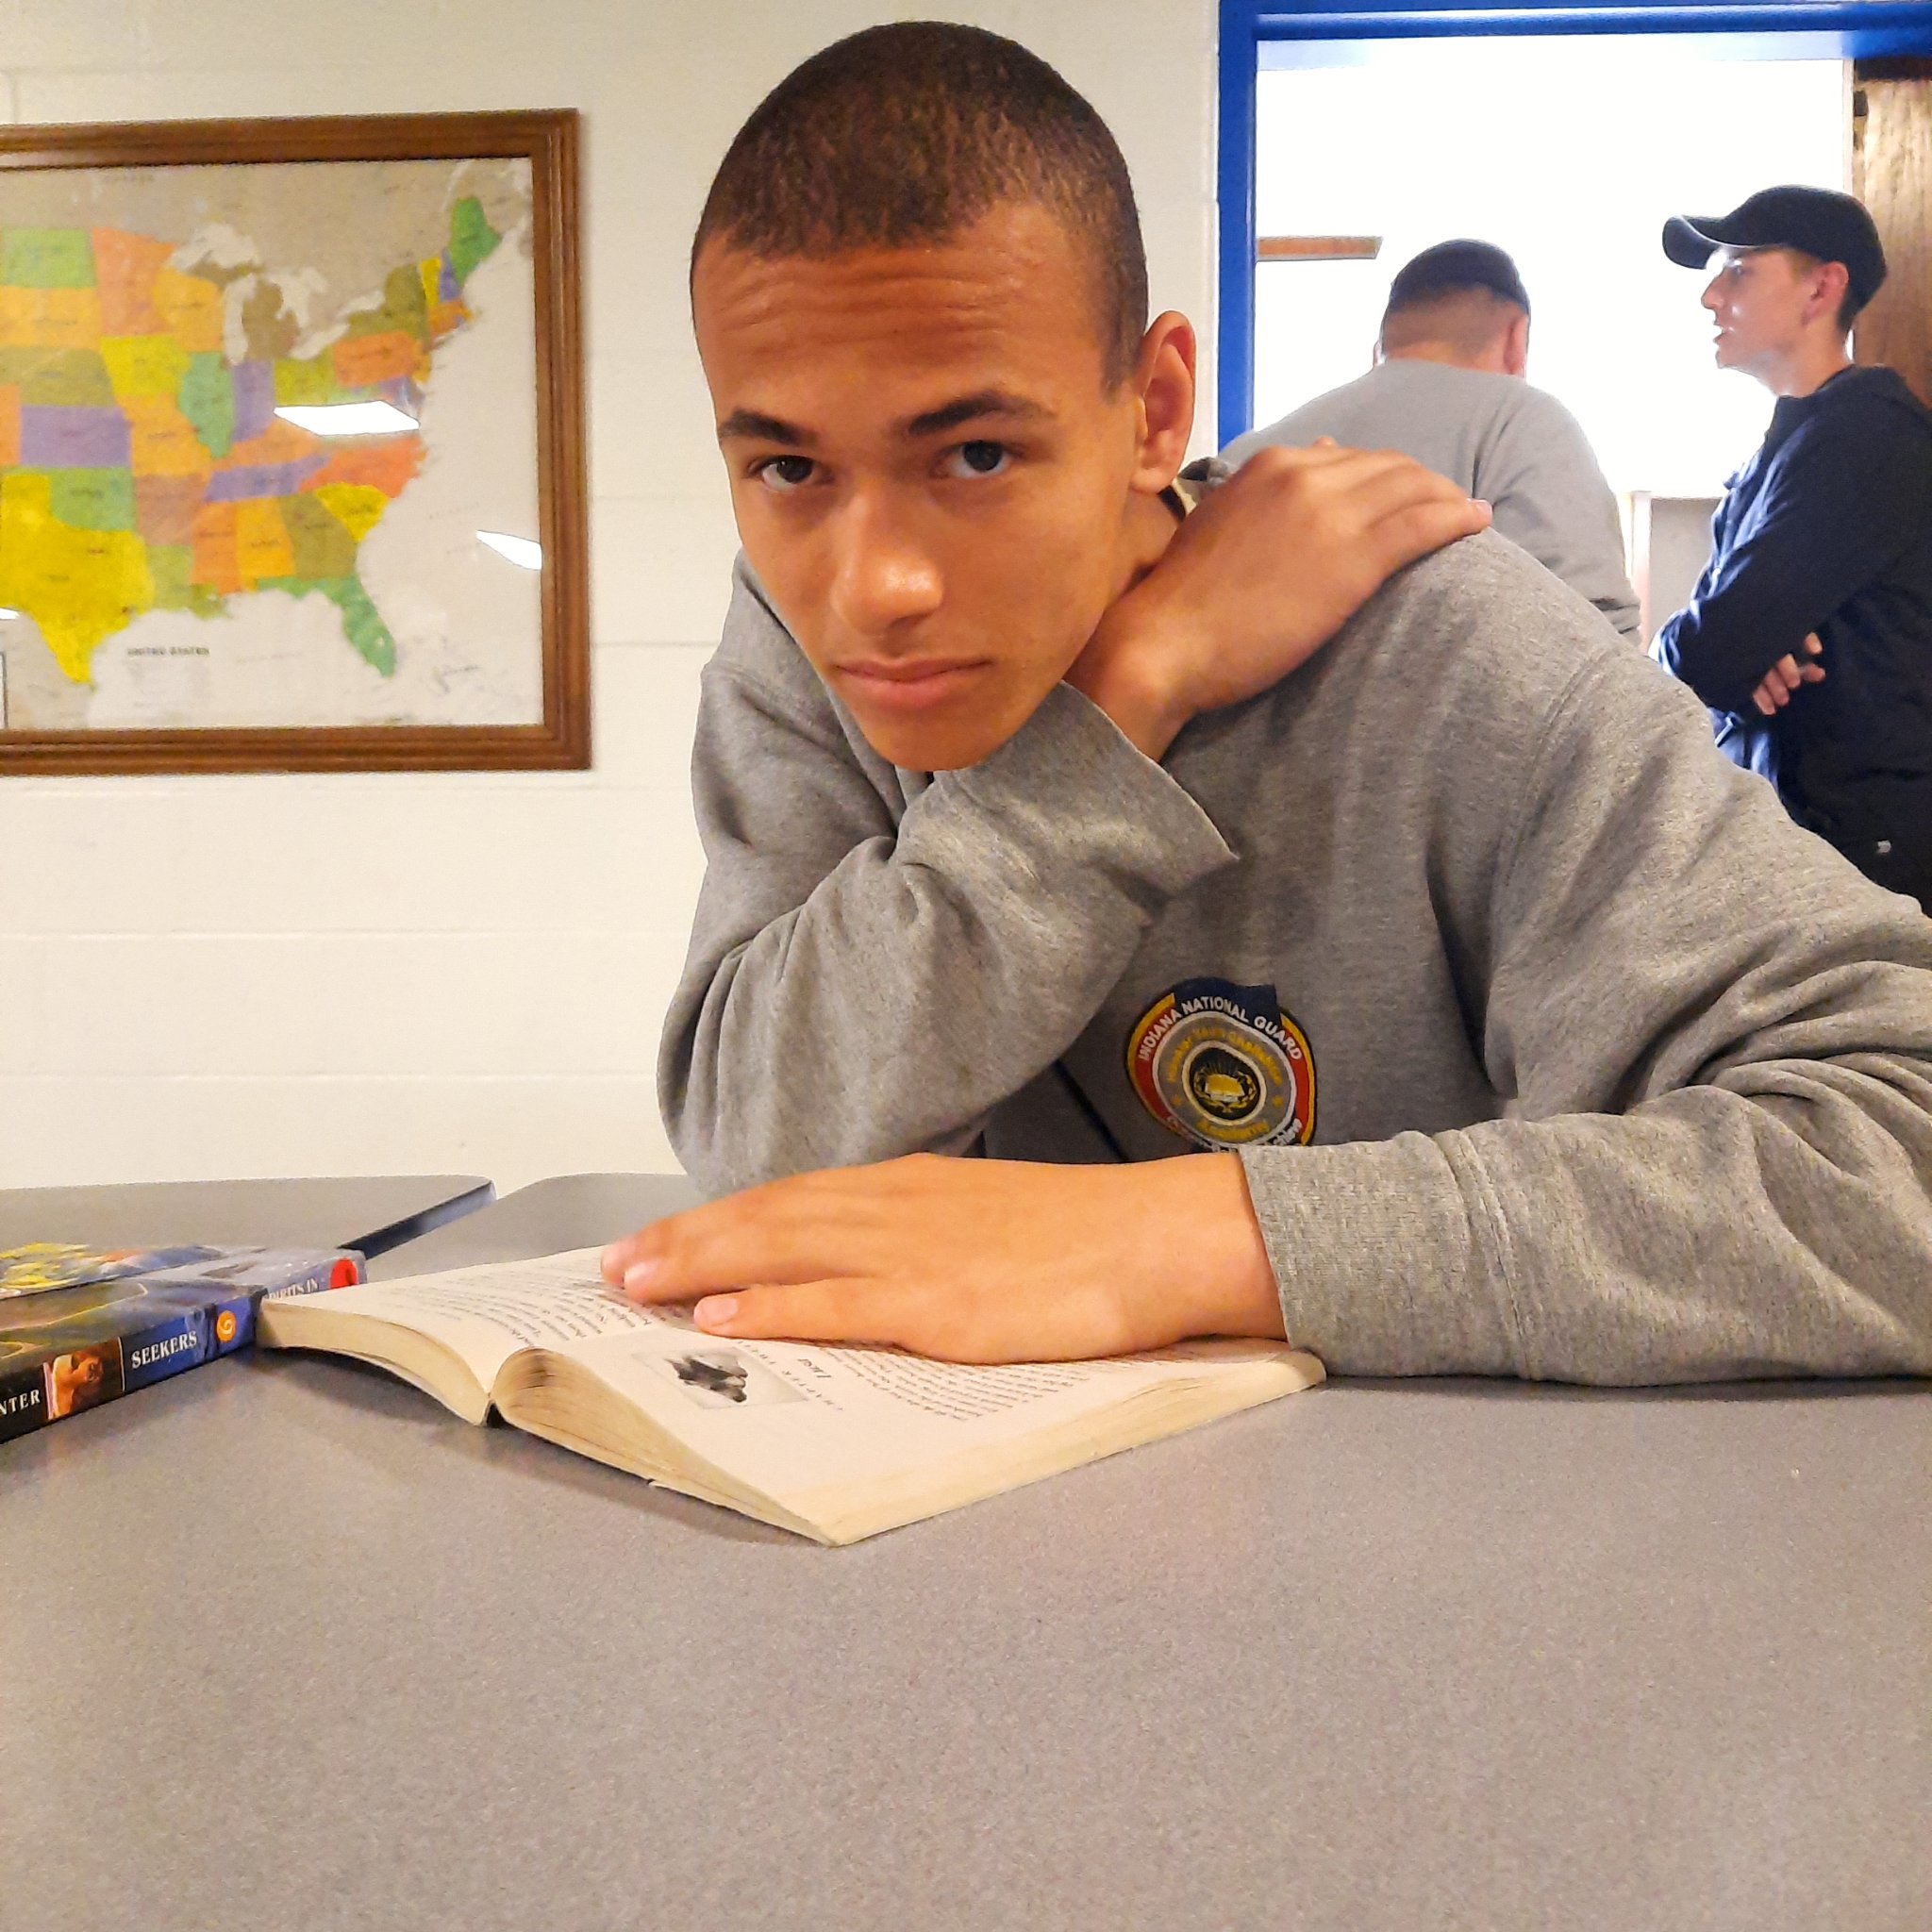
1127, 977, 1316, 1150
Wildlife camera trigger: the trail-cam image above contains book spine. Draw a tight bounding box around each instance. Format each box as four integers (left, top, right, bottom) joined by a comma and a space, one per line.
122, 1306, 216, 1389
0, 1250, 367, 1444
36, 1336, 128, 1430
0, 1361, 50, 1442
216, 1252, 364, 1355
138, 1251, 364, 1358
34, 1299, 223, 1429
258, 1253, 364, 1299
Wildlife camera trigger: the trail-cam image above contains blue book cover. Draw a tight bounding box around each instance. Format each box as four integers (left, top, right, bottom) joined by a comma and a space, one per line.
0, 1243, 229, 1300
0, 1246, 363, 1444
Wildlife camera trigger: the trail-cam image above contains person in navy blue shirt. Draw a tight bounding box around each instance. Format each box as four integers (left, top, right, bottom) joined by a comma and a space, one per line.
1653, 186, 1932, 911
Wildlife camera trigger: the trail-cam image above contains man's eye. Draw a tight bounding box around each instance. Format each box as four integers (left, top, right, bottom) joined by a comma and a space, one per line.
754, 456, 816, 492
943, 441, 1010, 479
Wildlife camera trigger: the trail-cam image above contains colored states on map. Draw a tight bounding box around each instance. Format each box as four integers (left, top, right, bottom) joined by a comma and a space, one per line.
0, 347, 116, 408
278, 492, 359, 579
0, 204, 503, 694
101, 333, 191, 400
333, 330, 424, 389
349, 262, 428, 343
177, 352, 235, 458
150, 270, 223, 354
92, 229, 175, 334
272, 353, 338, 408
244, 571, 399, 675
46, 468, 137, 532
20, 405, 129, 469
312, 482, 389, 541
210, 420, 362, 508
187, 499, 243, 595
233, 498, 295, 580
231, 360, 275, 442
312, 576, 396, 674
0, 468, 154, 680
146, 541, 199, 611
447, 198, 501, 286
125, 394, 214, 479
0, 285, 104, 353
308, 440, 423, 498
3, 229, 94, 289
135, 474, 208, 545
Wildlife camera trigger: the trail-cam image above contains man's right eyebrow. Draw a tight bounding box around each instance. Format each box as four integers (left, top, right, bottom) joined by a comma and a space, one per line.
717, 408, 816, 445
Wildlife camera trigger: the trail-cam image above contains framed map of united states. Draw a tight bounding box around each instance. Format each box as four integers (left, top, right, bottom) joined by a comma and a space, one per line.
0, 110, 586, 772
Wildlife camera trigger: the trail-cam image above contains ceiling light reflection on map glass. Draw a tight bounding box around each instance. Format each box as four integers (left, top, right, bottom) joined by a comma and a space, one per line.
477, 531, 542, 571
274, 401, 421, 437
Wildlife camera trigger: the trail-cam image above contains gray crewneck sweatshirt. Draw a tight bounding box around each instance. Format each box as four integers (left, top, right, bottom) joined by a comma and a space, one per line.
1224, 360, 1642, 642
659, 531, 1932, 1385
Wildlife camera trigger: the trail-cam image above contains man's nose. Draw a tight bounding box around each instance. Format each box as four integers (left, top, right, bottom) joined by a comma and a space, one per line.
1701, 275, 1724, 314
827, 493, 943, 638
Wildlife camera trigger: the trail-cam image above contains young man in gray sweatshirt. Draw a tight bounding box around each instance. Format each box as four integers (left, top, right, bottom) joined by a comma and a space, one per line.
1224, 240, 1641, 642
605, 23, 1932, 1385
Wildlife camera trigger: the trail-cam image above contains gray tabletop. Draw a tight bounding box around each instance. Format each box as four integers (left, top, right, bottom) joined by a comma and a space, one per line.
363, 1171, 696, 1277
3, 1174, 1925, 1931
0, 1172, 494, 1259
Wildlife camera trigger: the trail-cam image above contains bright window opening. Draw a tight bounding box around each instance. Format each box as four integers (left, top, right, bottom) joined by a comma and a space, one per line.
1252, 38, 1847, 497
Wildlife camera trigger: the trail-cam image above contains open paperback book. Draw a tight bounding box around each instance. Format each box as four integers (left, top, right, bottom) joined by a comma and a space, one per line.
257, 1249, 1324, 1543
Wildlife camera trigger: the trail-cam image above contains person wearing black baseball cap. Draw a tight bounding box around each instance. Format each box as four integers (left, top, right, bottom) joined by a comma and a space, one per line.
1224, 240, 1639, 641
1651, 185, 1932, 909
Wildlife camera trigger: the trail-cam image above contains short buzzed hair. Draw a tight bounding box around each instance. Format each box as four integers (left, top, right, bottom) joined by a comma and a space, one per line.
692, 22, 1149, 387
1379, 240, 1529, 357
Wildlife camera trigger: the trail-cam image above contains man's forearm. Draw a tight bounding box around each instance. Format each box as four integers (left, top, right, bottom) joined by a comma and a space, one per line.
607, 1151, 1289, 1363
1653, 594, 1808, 715
1240, 1067, 1932, 1383
662, 684, 1235, 1194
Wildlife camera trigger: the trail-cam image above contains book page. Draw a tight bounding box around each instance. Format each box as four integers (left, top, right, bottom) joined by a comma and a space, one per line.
261, 1249, 690, 1392
551, 1277, 1313, 1506
288, 1250, 1321, 1533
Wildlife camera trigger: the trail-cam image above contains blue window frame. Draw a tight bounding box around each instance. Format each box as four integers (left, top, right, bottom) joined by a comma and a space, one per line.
1217, 0, 1932, 441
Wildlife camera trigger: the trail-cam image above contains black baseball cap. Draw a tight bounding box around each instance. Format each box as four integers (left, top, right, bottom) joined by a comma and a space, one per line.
1662, 187, 1888, 308
1385, 240, 1530, 317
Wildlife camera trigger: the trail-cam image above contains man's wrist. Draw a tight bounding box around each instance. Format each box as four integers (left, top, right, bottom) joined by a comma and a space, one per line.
1128, 1154, 1286, 1344
1066, 608, 1194, 760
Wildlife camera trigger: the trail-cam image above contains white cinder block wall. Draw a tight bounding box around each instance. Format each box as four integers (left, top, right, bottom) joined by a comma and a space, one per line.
1, 0, 1217, 1191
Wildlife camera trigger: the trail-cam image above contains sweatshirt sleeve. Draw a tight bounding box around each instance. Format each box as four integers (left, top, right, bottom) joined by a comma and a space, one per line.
1653, 409, 1932, 714
659, 569, 1237, 1196
1239, 651, 1932, 1384
1480, 392, 1642, 641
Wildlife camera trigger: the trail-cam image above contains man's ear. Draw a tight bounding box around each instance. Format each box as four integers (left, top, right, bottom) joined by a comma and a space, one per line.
1808, 259, 1852, 331
1502, 309, 1530, 377
1125, 310, 1196, 495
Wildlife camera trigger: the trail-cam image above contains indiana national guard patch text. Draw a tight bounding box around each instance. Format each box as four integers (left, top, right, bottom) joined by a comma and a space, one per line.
1126, 977, 1316, 1150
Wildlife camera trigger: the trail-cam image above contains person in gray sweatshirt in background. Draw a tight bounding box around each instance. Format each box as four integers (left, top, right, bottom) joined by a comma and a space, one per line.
1225, 240, 1641, 642
603, 23, 1932, 1386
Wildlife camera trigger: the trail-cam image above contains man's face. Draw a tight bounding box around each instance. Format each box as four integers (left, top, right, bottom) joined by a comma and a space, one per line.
693, 205, 1172, 770
1701, 246, 1816, 377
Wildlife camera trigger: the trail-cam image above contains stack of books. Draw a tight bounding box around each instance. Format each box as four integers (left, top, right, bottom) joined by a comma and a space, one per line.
0, 1242, 362, 1444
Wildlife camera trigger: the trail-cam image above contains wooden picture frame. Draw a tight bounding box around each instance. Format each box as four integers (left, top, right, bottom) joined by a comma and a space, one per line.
0, 109, 587, 773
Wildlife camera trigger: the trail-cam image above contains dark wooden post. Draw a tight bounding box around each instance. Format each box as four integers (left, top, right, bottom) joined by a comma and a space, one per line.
1854, 59, 1932, 407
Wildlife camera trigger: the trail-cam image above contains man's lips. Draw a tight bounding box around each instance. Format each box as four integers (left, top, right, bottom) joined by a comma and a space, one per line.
831, 658, 991, 711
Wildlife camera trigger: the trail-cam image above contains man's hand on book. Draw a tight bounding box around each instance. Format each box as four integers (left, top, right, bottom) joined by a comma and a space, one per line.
1066, 442, 1491, 759
602, 1153, 1286, 1364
